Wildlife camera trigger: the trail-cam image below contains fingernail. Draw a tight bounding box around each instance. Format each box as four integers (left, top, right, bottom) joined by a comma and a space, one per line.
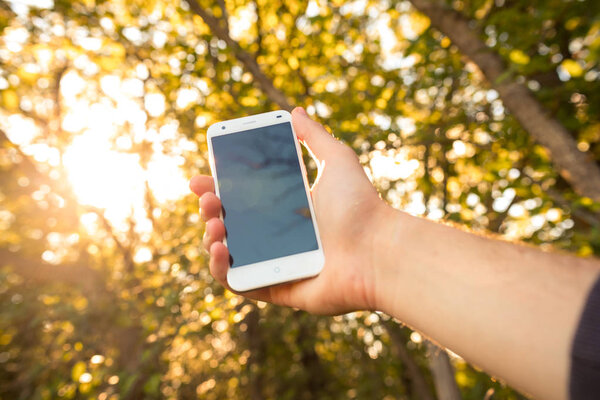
296, 106, 308, 116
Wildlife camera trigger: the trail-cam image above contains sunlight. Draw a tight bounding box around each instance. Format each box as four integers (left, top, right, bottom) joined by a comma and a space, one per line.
62, 131, 145, 219
369, 149, 420, 181
61, 124, 189, 227
1, 68, 193, 230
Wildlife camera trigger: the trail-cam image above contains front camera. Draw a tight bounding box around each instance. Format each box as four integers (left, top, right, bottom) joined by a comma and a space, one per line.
221, 126, 225, 130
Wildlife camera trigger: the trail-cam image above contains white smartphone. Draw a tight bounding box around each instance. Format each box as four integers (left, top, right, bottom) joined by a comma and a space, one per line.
206, 110, 325, 292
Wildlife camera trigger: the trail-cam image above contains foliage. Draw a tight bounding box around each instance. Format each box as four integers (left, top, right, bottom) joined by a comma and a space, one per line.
1, 0, 599, 399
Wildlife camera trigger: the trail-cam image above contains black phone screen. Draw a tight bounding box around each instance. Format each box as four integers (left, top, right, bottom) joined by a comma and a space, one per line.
211, 122, 318, 268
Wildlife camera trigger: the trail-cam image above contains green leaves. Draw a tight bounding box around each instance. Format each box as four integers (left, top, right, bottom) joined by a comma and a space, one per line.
0, 0, 598, 399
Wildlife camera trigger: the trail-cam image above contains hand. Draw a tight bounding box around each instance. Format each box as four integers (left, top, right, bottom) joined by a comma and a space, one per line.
189, 107, 391, 315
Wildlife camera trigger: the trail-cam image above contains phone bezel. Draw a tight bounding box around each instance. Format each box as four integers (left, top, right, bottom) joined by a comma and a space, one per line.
206, 110, 324, 292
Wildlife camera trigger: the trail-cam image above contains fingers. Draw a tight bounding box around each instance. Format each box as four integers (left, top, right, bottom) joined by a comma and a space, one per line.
189, 175, 215, 197
209, 241, 230, 284
291, 107, 340, 161
199, 192, 221, 221
191, 175, 221, 220
203, 217, 226, 250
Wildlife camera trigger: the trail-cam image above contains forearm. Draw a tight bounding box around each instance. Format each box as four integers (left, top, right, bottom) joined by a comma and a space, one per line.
373, 206, 600, 400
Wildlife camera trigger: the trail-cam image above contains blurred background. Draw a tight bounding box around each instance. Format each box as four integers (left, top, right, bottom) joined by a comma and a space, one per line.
1, 0, 600, 398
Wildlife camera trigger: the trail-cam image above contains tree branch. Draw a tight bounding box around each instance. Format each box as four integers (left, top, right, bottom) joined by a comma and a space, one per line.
382, 320, 436, 400
408, 0, 600, 201
89, 207, 136, 273
253, 0, 263, 57
185, 0, 292, 110
216, 0, 229, 31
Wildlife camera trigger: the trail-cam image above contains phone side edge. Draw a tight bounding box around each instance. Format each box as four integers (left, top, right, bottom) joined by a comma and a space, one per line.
288, 115, 325, 258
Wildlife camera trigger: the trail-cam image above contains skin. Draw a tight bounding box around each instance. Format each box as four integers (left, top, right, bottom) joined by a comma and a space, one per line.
190, 107, 600, 400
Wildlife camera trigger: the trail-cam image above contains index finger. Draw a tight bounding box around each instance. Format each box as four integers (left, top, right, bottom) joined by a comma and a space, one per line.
190, 175, 215, 197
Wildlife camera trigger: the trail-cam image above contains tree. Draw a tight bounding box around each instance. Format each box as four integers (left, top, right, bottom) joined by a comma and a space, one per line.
1, 0, 599, 399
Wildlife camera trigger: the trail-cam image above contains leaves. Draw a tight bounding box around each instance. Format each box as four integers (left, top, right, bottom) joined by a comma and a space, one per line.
1, 0, 599, 399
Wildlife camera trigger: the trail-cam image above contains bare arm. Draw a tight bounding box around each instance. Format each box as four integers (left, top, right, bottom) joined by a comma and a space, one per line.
373, 206, 600, 400
190, 107, 600, 400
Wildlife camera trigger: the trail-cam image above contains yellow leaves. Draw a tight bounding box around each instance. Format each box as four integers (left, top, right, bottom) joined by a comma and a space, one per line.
95, 42, 126, 71
560, 59, 584, 78
375, 98, 387, 109
579, 123, 600, 145
410, 52, 423, 65
71, 361, 86, 382
0, 332, 13, 346
474, 0, 493, 20
578, 245, 594, 257
264, 14, 278, 30
324, 45, 336, 59
565, 17, 581, 31
312, 80, 326, 93
321, 32, 334, 45
287, 56, 299, 70
281, 13, 294, 27
286, 1, 302, 14
447, 176, 461, 195
1, 90, 19, 111
455, 370, 476, 387
73, 297, 88, 311
205, 92, 234, 110
17, 66, 38, 85
105, 42, 125, 58
509, 49, 530, 65
273, 63, 288, 76
460, 208, 474, 221
580, 196, 594, 207
388, 9, 400, 20
259, 53, 280, 66
429, 110, 442, 123
353, 76, 368, 91
408, 12, 431, 37
273, 75, 285, 88
340, 120, 359, 132
96, 56, 117, 71
446, 125, 464, 139
381, 87, 393, 101
240, 96, 258, 107
192, 15, 211, 35
41, 294, 60, 306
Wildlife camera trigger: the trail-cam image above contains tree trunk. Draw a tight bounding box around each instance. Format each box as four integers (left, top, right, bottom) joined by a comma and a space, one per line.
408, 0, 600, 201
426, 342, 462, 400
244, 304, 265, 400
295, 311, 327, 397
383, 321, 436, 400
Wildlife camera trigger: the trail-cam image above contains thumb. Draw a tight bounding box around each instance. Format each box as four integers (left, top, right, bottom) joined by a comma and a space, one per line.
291, 107, 338, 160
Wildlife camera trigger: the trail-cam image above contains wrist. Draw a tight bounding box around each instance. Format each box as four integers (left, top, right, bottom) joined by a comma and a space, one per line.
368, 205, 418, 314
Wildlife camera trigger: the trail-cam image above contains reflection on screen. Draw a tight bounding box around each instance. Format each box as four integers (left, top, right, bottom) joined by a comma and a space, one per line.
212, 122, 318, 268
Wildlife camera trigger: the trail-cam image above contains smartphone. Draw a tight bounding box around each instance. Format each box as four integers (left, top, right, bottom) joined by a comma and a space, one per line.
206, 110, 325, 291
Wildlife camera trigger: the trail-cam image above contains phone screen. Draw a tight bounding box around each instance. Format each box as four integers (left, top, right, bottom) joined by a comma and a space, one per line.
211, 122, 318, 268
